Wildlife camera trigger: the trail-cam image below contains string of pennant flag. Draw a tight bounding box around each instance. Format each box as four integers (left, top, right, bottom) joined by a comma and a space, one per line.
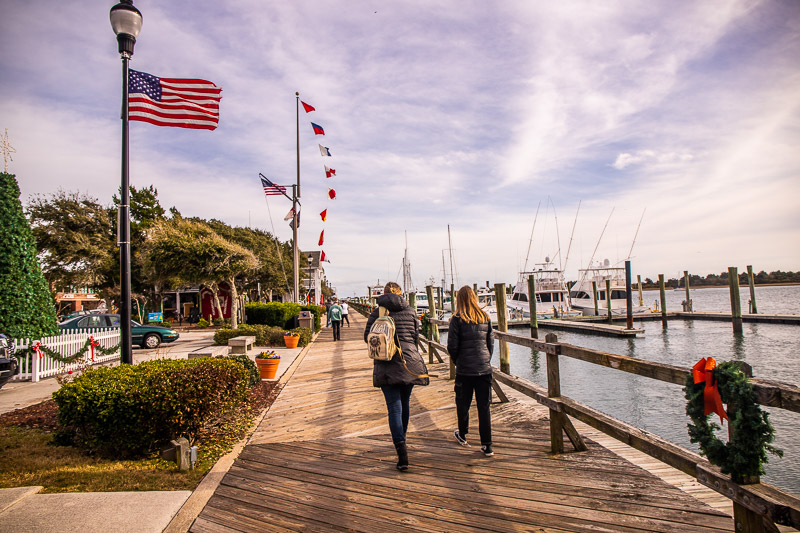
302, 100, 335, 264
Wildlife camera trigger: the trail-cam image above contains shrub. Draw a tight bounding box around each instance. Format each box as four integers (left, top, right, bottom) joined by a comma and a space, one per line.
212, 318, 227, 327
214, 325, 289, 347
245, 302, 302, 329
288, 327, 313, 347
197, 318, 209, 328
53, 358, 248, 456
222, 353, 260, 387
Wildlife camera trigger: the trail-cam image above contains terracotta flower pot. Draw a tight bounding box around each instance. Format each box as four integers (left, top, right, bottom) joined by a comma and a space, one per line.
284, 335, 299, 349
256, 358, 280, 379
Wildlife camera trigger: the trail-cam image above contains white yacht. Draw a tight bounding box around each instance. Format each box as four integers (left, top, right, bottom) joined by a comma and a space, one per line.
506, 259, 576, 319
569, 259, 648, 316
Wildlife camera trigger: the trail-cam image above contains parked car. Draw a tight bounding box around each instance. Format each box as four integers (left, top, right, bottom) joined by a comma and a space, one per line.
0, 334, 19, 389
58, 314, 179, 349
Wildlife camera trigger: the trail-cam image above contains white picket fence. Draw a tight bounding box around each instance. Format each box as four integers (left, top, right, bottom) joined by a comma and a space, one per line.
13, 328, 121, 382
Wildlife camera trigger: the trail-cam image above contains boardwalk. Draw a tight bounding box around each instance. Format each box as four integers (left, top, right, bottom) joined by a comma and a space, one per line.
191, 312, 733, 532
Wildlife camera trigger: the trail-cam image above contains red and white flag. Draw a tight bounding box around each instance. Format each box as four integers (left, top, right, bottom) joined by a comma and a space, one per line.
318, 230, 324, 246
328, 188, 336, 200
320, 250, 328, 262
325, 165, 335, 178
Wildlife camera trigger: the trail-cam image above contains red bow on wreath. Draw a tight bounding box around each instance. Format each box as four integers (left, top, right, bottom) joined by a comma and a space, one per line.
32, 341, 43, 359
692, 357, 729, 424
89, 336, 100, 361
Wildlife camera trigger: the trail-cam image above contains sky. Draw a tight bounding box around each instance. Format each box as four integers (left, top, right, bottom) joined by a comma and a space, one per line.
2, 0, 799, 298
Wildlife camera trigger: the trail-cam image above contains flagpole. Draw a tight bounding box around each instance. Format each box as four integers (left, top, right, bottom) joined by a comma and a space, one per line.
292, 185, 299, 304
294, 92, 301, 302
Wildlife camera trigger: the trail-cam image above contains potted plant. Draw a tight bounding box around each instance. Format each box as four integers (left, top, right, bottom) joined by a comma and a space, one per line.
255, 351, 281, 380
283, 331, 300, 349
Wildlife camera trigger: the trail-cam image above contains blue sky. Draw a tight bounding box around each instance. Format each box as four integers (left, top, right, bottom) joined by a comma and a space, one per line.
2, 0, 798, 297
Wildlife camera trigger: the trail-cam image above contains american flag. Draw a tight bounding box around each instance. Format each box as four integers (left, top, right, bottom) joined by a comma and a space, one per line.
260, 176, 287, 196
128, 70, 221, 130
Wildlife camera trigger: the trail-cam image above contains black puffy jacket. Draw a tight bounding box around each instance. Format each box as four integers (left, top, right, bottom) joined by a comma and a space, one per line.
364, 293, 429, 387
447, 314, 493, 376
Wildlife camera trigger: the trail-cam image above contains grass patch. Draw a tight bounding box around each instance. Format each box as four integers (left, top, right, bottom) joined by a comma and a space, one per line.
0, 381, 281, 493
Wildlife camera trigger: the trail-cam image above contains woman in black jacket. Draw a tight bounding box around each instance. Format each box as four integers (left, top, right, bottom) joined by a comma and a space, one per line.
364, 282, 429, 470
447, 285, 495, 456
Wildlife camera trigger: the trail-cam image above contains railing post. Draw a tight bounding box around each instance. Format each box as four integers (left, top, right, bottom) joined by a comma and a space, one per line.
658, 274, 668, 328
636, 274, 644, 307
592, 280, 599, 316
494, 283, 510, 374
527, 275, 538, 339
728, 267, 743, 334
30, 337, 40, 383
747, 265, 758, 314
425, 285, 439, 343
545, 332, 563, 454
605, 279, 613, 324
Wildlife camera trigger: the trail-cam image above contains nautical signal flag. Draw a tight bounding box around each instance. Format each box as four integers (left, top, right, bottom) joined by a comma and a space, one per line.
318, 230, 324, 246
320, 250, 327, 262
128, 69, 221, 130
320, 209, 327, 221
319, 144, 331, 156
261, 175, 286, 196
289, 209, 301, 230
311, 122, 325, 135
301, 101, 315, 113
328, 188, 336, 200
325, 165, 335, 178
284, 207, 298, 221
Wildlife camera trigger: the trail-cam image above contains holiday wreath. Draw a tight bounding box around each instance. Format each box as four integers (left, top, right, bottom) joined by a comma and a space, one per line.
684, 357, 782, 482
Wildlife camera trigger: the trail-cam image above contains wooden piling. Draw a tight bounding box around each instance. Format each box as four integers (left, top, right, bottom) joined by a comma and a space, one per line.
450, 283, 456, 314
683, 271, 692, 312
605, 279, 613, 324
527, 275, 538, 339
495, 283, 510, 374
637, 275, 644, 307
408, 292, 417, 312
747, 265, 758, 314
728, 267, 743, 334
625, 261, 633, 330
473, 283, 477, 293
592, 281, 599, 316
425, 285, 440, 343
658, 274, 668, 328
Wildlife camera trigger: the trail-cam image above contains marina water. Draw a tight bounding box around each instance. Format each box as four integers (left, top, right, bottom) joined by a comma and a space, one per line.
450, 285, 800, 494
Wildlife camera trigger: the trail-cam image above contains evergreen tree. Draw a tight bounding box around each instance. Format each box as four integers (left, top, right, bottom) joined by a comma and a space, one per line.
0, 173, 59, 338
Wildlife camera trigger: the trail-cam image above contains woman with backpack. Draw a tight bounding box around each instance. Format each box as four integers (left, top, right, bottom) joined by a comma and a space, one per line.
364, 282, 429, 471
448, 285, 495, 456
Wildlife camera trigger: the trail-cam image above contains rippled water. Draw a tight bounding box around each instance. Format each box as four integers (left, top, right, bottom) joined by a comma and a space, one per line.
446, 285, 800, 494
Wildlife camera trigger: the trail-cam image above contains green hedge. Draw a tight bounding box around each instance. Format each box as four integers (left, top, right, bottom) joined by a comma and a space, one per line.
53, 358, 248, 456
245, 302, 322, 332
213, 325, 313, 347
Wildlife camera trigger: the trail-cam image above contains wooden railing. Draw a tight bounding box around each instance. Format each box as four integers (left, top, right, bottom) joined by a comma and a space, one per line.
426, 316, 800, 532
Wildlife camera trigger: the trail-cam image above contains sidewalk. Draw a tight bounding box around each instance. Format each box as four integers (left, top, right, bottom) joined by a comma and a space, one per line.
0, 333, 311, 532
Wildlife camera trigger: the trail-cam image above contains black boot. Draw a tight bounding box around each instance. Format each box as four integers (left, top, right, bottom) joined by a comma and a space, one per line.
394, 441, 408, 471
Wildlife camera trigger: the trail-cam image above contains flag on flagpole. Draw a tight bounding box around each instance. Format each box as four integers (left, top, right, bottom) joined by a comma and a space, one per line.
284, 208, 294, 221
320, 209, 327, 221
319, 144, 331, 156
324, 165, 335, 178
260, 175, 287, 196
301, 101, 315, 113
318, 230, 324, 246
328, 188, 336, 200
311, 122, 325, 135
289, 209, 301, 229
128, 69, 221, 130
320, 250, 327, 262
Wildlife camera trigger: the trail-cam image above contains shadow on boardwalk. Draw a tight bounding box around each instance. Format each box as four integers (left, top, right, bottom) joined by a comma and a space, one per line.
191, 313, 733, 532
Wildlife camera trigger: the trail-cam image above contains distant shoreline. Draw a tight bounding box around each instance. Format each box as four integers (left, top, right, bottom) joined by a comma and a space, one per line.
641, 282, 800, 291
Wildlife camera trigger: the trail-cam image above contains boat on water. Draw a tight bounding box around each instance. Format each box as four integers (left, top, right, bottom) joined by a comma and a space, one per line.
506, 258, 579, 319
569, 259, 649, 316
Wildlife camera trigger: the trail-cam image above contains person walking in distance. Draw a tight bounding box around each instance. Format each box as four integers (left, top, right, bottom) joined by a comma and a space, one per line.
448, 285, 495, 456
364, 282, 429, 470
328, 299, 343, 341
341, 300, 350, 327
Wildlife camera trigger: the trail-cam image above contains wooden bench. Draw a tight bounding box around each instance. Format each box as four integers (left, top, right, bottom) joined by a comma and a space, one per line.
228, 336, 256, 355
188, 345, 230, 359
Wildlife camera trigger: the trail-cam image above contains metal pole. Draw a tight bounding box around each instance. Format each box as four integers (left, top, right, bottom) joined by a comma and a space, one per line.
119, 53, 132, 365
295, 92, 301, 198
292, 185, 299, 303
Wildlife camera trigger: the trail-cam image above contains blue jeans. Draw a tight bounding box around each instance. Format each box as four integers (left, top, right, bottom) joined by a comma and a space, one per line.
381, 384, 414, 444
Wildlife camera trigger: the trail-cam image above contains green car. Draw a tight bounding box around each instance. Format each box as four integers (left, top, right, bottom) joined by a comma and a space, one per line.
58, 313, 179, 349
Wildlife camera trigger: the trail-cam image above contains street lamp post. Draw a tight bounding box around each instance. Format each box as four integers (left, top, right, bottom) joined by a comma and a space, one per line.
110, 0, 142, 365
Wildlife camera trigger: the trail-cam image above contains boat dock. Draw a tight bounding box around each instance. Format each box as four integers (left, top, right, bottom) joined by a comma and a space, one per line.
189, 311, 736, 532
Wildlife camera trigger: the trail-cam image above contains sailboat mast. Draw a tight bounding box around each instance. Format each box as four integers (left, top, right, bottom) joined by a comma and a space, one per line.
447, 224, 456, 289
626, 208, 646, 260
523, 201, 541, 273
550, 197, 562, 271
563, 200, 581, 274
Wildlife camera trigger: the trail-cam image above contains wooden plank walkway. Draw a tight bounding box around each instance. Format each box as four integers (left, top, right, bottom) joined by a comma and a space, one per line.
191, 312, 734, 532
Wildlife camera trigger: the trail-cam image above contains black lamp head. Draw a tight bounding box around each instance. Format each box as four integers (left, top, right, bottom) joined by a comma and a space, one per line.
110, 0, 143, 56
